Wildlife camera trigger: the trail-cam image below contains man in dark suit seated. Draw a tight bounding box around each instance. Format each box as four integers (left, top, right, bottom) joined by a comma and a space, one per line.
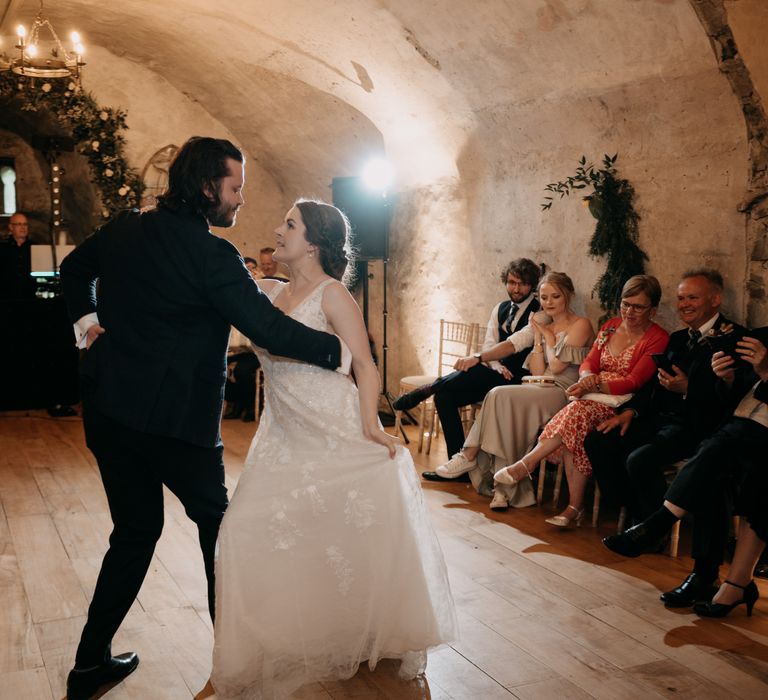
586, 269, 743, 524
603, 328, 768, 609
392, 258, 541, 482
60, 136, 350, 700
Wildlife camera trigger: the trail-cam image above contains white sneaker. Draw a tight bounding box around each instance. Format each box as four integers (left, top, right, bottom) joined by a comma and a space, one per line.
435, 452, 476, 478
490, 491, 508, 511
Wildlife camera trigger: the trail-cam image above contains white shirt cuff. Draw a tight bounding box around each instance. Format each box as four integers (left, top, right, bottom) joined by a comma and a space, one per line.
335, 335, 352, 375
74, 312, 99, 349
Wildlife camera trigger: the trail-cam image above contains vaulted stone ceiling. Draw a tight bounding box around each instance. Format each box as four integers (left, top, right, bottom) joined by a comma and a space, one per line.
0, 0, 733, 192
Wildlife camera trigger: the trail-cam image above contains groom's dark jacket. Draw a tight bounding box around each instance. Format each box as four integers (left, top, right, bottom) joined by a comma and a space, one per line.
60, 207, 341, 448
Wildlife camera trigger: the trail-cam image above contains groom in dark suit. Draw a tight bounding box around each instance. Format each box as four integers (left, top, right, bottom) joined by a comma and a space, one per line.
61, 137, 348, 699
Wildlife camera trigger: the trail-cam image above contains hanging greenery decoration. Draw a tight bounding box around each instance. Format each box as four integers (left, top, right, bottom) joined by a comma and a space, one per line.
541, 154, 647, 318
0, 73, 143, 219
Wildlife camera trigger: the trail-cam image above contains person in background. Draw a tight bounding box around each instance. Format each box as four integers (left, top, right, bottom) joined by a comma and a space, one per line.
396, 259, 542, 481
0, 212, 35, 300
493, 275, 668, 528
259, 246, 288, 280
431, 271, 594, 510
243, 256, 263, 280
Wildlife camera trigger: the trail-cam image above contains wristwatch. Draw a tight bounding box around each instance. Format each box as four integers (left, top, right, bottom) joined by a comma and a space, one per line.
473, 352, 483, 363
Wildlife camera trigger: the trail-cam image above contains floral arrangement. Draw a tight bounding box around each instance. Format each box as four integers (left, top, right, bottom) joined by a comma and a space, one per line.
0, 73, 143, 219
541, 154, 648, 321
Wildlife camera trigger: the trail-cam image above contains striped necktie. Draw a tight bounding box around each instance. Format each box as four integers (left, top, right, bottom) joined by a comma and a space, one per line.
504, 303, 519, 333
687, 329, 701, 351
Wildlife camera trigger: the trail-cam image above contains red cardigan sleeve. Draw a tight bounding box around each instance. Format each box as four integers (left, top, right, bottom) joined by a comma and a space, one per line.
605, 323, 669, 395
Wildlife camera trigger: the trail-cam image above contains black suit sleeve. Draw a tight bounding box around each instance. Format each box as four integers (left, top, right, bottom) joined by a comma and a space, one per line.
203, 237, 341, 370
60, 225, 104, 323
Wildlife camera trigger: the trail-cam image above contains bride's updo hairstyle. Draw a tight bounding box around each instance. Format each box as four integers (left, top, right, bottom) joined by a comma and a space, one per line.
295, 199, 355, 285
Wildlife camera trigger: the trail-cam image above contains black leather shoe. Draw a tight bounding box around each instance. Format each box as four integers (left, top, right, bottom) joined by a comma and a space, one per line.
422, 470, 470, 483
393, 384, 435, 411
602, 523, 666, 558
694, 579, 759, 617
67, 652, 139, 699
47, 404, 77, 417
660, 573, 720, 608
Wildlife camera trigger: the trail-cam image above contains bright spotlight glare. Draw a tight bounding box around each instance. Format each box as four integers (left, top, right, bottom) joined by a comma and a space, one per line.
362, 158, 394, 193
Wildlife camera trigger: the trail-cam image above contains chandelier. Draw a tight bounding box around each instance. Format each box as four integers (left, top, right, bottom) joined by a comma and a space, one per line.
4, 1, 85, 81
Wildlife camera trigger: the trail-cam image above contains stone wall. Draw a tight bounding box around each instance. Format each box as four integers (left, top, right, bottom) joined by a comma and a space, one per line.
382, 2, 753, 395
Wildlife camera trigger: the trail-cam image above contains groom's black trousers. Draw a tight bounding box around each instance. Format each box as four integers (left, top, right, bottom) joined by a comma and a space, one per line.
75, 400, 228, 667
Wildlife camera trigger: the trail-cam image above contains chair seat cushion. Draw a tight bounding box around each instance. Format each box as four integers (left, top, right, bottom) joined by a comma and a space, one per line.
399, 375, 438, 389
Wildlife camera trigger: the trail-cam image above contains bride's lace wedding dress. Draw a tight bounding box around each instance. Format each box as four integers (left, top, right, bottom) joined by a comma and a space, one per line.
211, 279, 457, 699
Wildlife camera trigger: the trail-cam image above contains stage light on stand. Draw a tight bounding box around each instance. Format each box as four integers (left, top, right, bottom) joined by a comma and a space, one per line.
362, 158, 394, 195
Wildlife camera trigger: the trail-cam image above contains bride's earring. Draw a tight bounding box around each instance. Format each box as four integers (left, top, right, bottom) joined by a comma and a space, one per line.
308, 248, 315, 257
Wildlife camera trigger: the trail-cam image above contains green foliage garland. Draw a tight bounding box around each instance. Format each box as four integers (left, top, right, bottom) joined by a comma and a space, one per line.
541, 154, 647, 317
0, 73, 143, 218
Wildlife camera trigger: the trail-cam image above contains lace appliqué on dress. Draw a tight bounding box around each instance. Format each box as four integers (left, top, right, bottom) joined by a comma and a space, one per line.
325, 545, 354, 595
344, 489, 376, 530
269, 501, 302, 551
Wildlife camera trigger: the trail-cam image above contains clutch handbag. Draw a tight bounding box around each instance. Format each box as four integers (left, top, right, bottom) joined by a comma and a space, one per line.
522, 375, 557, 386
569, 392, 633, 407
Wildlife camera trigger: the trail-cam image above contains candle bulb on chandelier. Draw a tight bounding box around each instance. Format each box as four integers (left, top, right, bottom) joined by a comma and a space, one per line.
16, 25, 26, 46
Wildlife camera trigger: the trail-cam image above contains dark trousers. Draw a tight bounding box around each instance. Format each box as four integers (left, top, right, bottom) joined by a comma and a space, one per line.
433, 364, 518, 457
75, 401, 228, 666
585, 418, 700, 522
665, 417, 768, 574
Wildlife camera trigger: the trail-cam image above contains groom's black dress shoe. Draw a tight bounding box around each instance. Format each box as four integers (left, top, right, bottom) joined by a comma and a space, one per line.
393, 384, 435, 411
660, 573, 720, 608
422, 470, 470, 483
602, 523, 667, 558
67, 652, 139, 699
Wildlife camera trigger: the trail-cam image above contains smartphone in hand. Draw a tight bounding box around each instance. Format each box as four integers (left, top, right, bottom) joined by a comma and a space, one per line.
652, 353, 675, 375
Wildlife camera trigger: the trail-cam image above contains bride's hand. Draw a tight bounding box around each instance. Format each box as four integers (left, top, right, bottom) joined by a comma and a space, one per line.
365, 426, 401, 458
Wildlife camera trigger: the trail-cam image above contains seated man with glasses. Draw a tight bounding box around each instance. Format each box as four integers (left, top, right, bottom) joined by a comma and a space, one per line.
589, 269, 747, 605
393, 258, 542, 481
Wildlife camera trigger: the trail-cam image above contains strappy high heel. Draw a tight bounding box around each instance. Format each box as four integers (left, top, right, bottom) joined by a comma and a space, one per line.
493, 460, 531, 486
545, 504, 583, 528
693, 579, 759, 618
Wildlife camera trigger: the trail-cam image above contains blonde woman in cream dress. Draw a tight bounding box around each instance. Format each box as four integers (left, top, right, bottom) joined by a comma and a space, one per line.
434, 272, 594, 510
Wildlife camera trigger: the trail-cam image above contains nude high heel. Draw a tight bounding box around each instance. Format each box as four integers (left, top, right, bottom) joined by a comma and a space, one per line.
545, 504, 583, 528
493, 460, 531, 486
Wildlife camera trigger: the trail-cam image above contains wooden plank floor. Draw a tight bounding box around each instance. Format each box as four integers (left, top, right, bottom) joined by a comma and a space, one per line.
1, 411, 768, 699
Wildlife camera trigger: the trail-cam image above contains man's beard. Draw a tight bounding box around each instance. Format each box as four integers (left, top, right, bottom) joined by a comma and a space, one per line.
208, 202, 239, 228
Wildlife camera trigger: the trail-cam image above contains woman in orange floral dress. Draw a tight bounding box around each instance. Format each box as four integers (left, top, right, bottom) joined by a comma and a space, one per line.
494, 275, 669, 527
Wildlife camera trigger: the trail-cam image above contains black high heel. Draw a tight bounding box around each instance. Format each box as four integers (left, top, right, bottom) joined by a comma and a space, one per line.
693, 579, 759, 618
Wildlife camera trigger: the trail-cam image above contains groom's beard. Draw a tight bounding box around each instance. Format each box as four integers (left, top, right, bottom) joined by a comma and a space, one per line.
208, 202, 240, 228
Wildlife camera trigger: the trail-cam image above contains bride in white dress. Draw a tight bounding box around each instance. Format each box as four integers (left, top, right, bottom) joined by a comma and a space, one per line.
209, 199, 457, 699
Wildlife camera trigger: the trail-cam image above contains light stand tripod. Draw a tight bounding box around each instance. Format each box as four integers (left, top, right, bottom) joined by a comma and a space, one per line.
332, 174, 407, 439
359, 256, 409, 441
